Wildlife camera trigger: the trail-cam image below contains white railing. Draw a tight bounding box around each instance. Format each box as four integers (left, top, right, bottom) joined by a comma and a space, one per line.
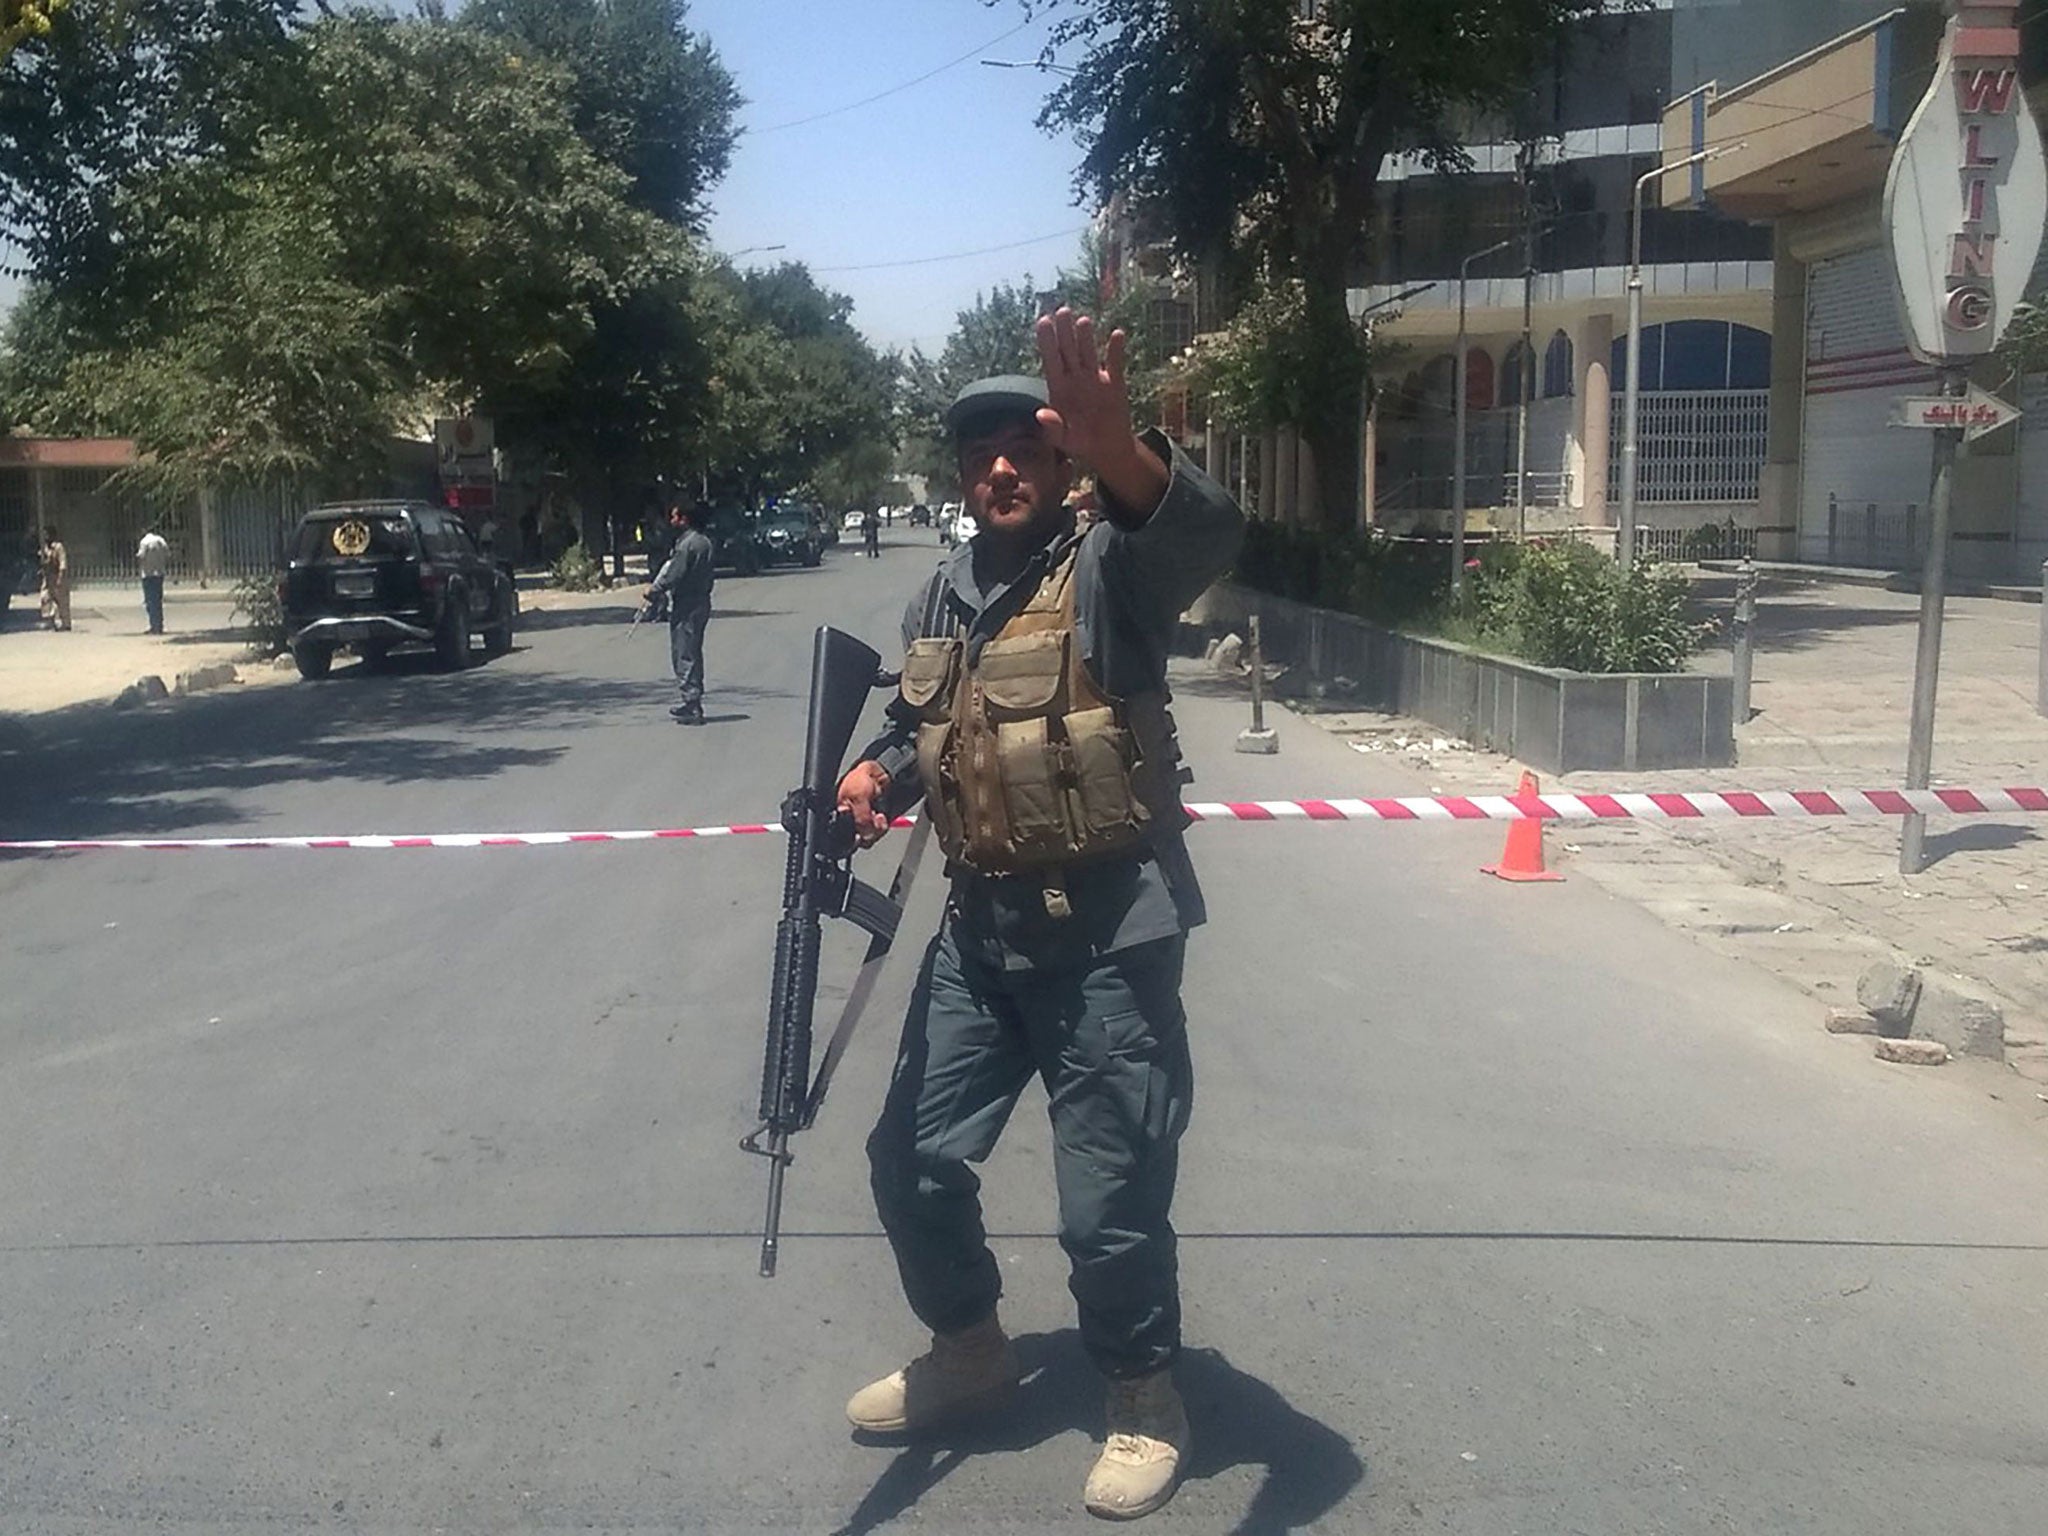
1611, 389, 1770, 504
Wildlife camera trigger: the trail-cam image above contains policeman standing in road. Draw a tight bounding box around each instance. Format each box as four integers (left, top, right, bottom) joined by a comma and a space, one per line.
835, 307, 1245, 1519
645, 501, 714, 725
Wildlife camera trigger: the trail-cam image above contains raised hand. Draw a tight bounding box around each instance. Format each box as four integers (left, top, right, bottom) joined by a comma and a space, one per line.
1034, 306, 1168, 516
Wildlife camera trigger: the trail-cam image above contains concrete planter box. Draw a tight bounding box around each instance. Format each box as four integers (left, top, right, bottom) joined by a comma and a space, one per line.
1209, 584, 1735, 773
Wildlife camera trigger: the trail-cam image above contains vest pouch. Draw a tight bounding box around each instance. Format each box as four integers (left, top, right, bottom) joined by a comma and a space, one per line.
899, 637, 959, 719
976, 631, 1067, 721
995, 717, 1070, 855
914, 720, 964, 852
1064, 707, 1145, 836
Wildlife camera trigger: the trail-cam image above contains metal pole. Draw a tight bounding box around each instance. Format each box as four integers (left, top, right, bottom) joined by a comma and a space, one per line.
1899, 366, 1965, 876
1454, 275, 1470, 596
1249, 614, 1266, 734
1516, 149, 1535, 543
2038, 559, 2047, 718
1731, 556, 1758, 725
1454, 239, 1514, 598
1623, 144, 1743, 572
1622, 264, 1644, 572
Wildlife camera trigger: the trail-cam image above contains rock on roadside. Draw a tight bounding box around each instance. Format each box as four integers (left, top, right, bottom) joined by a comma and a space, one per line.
1912, 976, 2008, 1060
174, 661, 240, 696
1856, 962, 1922, 1033
1874, 1038, 1950, 1066
114, 675, 169, 709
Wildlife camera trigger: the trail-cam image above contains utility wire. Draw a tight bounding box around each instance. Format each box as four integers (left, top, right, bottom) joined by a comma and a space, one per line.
750, 16, 1034, 135
812, 225, 1087, 273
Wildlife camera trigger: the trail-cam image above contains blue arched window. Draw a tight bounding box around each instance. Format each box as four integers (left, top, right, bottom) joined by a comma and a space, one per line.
1542, 331, 1574, 398
1611, 321, 1772, 391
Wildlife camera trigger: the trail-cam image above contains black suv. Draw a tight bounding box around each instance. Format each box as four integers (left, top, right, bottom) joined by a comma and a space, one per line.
757, 505, 825, 567
280, 501, 517, 679
705, 504, 765, 576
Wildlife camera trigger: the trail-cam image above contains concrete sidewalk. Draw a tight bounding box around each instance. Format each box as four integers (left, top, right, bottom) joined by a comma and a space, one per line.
0, 587, 282, 714
1278, 573, 2048, 1083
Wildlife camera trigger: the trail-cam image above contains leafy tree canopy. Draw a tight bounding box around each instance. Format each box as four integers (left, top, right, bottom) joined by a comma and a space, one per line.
463, 0, 739, 229
0, 0, 297, 292
1032, 0, 1627, 524
7, 14, 679, 490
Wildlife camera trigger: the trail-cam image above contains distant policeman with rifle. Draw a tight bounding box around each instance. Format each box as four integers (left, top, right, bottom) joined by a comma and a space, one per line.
643, 500, 713, 725
746, 306, 1244, 1520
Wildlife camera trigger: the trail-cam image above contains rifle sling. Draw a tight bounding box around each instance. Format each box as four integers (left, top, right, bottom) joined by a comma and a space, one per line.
803, 815, 933, 1127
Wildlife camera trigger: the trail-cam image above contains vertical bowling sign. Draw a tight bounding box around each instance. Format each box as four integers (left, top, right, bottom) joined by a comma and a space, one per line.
1884, 1, 2048, 364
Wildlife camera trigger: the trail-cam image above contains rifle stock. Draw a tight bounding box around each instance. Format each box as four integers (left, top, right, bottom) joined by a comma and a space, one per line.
742, 626, 893, 1277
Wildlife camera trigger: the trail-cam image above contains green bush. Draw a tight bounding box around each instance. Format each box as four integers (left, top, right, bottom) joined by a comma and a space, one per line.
550, 540, 603, 592
1235, 523, 1699, 675
1485, 541, 1696, 672
230, 571, 287, 657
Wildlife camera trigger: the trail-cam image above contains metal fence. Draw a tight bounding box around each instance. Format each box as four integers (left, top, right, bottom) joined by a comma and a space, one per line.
1816, 494, 1928, 571
1376, 469, 1573, 514
1611, 389, 1770, 504
1634, 521, 1761, 563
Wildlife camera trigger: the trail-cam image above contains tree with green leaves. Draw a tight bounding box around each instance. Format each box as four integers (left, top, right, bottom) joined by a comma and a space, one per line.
462, 0, 739, 229
1036, 0, 1625, 527
1, 0, 69, 61
0, 0, 297, 295
7, 14, 682, 491
700, 262, 898, 504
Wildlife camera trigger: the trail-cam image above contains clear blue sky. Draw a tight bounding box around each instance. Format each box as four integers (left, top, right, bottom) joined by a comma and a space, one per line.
689, 0, 1090, 354
0, 2, 1091, 351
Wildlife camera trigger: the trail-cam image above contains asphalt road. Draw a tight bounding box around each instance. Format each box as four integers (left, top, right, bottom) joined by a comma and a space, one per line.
3, 531, 2047, 1534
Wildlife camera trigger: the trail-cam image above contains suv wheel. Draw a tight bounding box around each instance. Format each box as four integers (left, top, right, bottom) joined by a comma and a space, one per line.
436, 595, 472, 671
294, 643, 334, 680
484, 586, 517, 657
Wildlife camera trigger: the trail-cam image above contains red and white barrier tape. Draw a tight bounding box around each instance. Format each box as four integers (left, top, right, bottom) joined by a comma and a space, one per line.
2, 788, 2044, 853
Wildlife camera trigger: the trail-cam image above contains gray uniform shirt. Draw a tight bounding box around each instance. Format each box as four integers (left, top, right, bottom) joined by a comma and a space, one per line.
861, 432, 1245, 973
651, 528, 715, 614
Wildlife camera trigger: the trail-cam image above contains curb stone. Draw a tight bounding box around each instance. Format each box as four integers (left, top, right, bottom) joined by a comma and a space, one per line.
114, 675, 169, 709
174, 662, 239, 696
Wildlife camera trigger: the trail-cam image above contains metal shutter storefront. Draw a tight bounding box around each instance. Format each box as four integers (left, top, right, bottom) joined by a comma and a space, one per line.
1800, 245, 1937, 568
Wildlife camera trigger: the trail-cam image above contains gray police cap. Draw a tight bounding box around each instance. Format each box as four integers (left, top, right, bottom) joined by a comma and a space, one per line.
944, 374, 1049, 437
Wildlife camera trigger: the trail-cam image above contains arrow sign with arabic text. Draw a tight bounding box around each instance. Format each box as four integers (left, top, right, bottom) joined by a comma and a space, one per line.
1889, 383, 2023, 440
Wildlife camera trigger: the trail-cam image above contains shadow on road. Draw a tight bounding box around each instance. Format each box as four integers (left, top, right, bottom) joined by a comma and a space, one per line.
1919, 820, 2041, 871
0, 662, 656, 841
834, 1330, 1364, 1536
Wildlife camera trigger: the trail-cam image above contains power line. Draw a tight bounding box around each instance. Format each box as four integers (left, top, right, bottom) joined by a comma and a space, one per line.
812, 226, 1087, 274
750, 17, 1034, 135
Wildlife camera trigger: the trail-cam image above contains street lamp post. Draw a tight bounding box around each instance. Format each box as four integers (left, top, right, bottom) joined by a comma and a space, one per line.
1351, 283, 1436, 531
1622, 143, 1742, 570
1454, 238, 1516, 598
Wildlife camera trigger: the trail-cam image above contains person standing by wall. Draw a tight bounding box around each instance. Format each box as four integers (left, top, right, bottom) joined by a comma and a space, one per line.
38, 525, 71, 632
136, 525, 172, 634
645, 501, 714, 725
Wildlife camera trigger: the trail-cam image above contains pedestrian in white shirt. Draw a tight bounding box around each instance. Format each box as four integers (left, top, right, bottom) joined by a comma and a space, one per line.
136, 527, 171, 634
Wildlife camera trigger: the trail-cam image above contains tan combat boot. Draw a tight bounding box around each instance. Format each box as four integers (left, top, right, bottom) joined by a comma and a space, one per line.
1083, 1368, 1189, 1520
844, 1314, 1020, 1433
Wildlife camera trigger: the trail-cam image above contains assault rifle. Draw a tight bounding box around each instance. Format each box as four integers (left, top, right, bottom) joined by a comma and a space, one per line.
741, 626, 930, 1277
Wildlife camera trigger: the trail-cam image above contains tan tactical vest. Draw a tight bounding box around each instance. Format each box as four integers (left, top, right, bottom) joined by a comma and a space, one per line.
897, 543, 1186, 887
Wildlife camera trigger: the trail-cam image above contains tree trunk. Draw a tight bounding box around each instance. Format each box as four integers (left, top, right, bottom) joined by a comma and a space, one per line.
1298, 274, 1365, 532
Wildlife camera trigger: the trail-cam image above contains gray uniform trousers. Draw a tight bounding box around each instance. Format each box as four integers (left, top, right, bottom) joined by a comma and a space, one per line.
668, 604, 708, 710
866, 916, 1193, 1378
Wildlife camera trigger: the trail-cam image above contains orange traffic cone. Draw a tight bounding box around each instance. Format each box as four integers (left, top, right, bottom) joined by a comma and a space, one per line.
1483, 770, 1564, 883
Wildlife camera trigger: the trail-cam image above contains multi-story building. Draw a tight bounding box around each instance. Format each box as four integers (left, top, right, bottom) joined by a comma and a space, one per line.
1352, 1, 1780, 556
1672, 0, 2047, 579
